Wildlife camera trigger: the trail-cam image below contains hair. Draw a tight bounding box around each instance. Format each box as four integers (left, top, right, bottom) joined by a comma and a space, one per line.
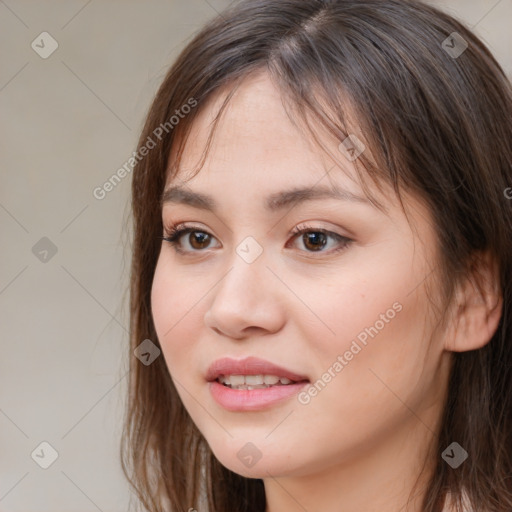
120, 1, 512, 511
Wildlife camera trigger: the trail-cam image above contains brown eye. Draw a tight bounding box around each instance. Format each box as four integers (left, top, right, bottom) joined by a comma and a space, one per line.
302, 232, 328, 251
188, 231, 212, 250
288, 225, 352, 255
162, 225, 220, 254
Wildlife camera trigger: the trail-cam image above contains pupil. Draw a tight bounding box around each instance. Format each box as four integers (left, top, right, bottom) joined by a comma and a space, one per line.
191, 232, 210, 249
304, 232, 326, 251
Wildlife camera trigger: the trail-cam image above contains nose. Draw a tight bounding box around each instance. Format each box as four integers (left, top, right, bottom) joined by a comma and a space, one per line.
203, 252, 287, 339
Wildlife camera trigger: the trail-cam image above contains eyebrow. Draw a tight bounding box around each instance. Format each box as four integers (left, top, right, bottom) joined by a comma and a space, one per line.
160, 184, 371, 213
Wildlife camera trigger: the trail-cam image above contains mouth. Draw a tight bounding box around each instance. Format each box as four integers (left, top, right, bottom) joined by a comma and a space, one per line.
206, 356, 309, 386
215, 373, 308, 390
206, 356, 309, 411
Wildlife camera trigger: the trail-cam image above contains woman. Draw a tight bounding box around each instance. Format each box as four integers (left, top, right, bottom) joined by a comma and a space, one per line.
121, 1, 512, 510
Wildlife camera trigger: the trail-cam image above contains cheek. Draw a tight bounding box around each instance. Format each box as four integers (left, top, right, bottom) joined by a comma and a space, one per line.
150, 255, 206, 372
302, 308, 432, 467
302, 244, 427, 359
298, 247, 437, 434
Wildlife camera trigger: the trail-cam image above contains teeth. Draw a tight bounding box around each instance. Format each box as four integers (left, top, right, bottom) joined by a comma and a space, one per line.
229, 375, 245, 386
245, 375, 263, 385
264, 375, 280, 385
217, 374, 297, 389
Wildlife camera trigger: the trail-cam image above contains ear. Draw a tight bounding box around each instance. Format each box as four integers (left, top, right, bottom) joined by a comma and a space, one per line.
443, 251, 502, 352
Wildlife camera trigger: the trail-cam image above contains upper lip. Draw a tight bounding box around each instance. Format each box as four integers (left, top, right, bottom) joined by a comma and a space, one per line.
206, 356, 309, 382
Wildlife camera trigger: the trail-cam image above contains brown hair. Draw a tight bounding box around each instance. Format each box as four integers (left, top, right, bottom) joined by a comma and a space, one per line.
120, 1, 512, 510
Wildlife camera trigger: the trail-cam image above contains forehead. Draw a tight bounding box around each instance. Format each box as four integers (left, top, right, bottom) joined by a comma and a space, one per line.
167, 71, 367, 194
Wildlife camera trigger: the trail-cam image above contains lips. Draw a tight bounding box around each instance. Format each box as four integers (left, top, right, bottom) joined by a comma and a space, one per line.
206, 356, 309, 383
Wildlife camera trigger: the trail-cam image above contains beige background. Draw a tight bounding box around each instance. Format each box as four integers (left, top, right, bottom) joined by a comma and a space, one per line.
1, 1, 510, 511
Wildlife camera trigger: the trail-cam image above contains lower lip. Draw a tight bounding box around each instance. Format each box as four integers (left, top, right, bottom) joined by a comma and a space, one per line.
209, 380, 309, 411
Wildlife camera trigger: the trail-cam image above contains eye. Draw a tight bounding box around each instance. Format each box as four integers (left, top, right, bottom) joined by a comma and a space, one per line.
287, 223, 352, 255
160, 223, 220, 254
160, 222, 353, 256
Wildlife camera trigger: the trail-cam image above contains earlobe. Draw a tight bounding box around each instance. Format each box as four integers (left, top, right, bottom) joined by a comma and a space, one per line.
443, 251, 502, 353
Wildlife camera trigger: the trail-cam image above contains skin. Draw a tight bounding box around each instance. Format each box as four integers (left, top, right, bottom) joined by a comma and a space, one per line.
150, 70, 501, 512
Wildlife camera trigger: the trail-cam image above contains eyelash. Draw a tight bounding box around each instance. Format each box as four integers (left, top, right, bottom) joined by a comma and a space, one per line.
159, 222, 352, 257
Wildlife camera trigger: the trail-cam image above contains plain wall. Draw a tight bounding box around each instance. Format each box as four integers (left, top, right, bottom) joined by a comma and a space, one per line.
1, 1, 510, 510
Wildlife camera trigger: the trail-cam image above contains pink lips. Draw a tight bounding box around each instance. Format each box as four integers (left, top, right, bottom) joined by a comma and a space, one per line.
206, 356, 309, 412
206, 356, 309, 383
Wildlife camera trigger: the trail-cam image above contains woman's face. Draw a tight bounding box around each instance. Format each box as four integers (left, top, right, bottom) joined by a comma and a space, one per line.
151, 71, 451, 481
